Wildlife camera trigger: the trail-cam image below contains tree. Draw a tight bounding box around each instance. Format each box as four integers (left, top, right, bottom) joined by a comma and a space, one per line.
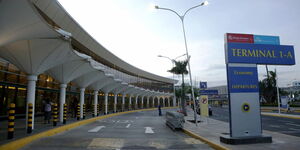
168, 59, 188, 115
259, 71, 277, 104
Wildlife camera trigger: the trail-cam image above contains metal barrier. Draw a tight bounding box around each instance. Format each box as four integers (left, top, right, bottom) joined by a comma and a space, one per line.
7, 103, 15, 139
165, 111, 185, 130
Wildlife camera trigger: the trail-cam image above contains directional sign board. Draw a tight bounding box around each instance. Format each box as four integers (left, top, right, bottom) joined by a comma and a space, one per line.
223, 33, 296, 142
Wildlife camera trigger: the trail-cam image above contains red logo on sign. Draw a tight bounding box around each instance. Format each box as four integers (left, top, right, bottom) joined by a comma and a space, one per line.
226, 33, 254, 43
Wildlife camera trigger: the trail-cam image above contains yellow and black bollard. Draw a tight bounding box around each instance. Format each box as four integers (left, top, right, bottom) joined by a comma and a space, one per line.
53, 103, 58, 126
77, 103, 80, 120
92, 104, 95, 117
27, 103, 33, 134
83, 104, 86, 119
97, 104, 100, 116
63, 103, 67, 124
7, 103, 15, 139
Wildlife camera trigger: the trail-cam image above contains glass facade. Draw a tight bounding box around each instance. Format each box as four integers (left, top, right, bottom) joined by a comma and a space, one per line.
0, 58, 172, 116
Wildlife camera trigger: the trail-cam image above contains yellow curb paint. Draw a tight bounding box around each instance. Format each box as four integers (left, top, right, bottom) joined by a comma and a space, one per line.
262, 113, 300, 120
0, 107, 178, 150
183, 129, 230, 150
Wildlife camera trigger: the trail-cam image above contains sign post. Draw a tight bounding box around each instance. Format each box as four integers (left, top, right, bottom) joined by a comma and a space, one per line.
221, 33, 295, 145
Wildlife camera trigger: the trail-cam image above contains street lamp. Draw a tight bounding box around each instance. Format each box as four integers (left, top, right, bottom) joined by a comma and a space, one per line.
155, 1, 209, 124
158, 54, 187, 107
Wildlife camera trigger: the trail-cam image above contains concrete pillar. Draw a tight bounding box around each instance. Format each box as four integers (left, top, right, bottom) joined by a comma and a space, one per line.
173, 96, 176, 107
163, 98, 165, 107
114, 94, 117, 113
147, 96, 150, 108
94, 90, 98, 116
168, 97, 170, 107
59, 84, 67, 122
141, 96, 144, 109
26, 75, 37, 129
129, 95, 132, 110
135, 96, 138, 109
80, 88, 85, 119
122, 95, 125, 111
105, 93, 108, 114
152, 97, 155, 107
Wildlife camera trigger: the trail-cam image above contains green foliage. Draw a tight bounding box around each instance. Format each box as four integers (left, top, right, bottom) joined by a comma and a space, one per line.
168, 60, 188, 75
259, 71, 277, 103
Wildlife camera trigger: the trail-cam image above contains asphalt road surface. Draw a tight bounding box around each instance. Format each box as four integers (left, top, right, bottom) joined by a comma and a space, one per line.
211, 106, 300, 137
21, 109, 213, 150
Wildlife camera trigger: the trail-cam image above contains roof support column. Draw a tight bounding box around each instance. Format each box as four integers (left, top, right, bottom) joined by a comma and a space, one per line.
152, 97, 155, 108
122, 95, 125, 112
147, 96, 150, 108
105, 93, 108, 114
59, 84, 67, 122
80, 88, 85, 119
135, 96, 139, 109
114, 94, 117, 113
141, 96, 144, 109
173, 96, 177, 107
94, 90, 98, 117
129, 95, 132, 110
26, 75, 37, 129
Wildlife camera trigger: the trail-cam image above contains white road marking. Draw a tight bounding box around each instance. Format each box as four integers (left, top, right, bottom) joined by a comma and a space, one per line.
145, 127, 154, 134
269, 125, 281, 128
136, 117, 139, 119
289, 128, 300, 131
88, 126, 105, 133
286, 123, 300, 127
126, 124, 131, 128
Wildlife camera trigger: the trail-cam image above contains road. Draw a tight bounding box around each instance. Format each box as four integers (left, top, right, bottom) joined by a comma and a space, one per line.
21, 109, 212, 150
211, 106, 300, 137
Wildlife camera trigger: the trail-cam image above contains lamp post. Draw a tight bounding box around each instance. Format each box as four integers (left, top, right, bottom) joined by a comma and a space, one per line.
155, 1, 209, 124
158, 54, 186, 107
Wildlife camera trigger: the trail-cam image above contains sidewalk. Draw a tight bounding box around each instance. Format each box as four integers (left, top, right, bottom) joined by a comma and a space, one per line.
183, 107, 300, 150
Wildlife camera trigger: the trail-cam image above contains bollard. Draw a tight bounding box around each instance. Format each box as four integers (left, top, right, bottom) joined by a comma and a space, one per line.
77, 104, 80, 120
27, 103, 33, 134
92, 104, 95, 117
83, 104, 86, 119
53, 103, 58, 126
7, 103, 15, 139
63, 103, 67, 124
97, 104, 100, 116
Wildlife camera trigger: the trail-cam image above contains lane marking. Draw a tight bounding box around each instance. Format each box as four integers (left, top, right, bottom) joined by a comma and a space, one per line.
126, 124, 131, 128
145, 127, 154, 134
269, 125, 281, 128
289, 128, 300, 131
88, 126, 105, 133
286, 123, 300, 127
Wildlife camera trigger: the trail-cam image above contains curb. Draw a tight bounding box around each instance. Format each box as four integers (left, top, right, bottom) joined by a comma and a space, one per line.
262, 113, 300, 120
0, 107, 178, 150
183, 129, 230, 150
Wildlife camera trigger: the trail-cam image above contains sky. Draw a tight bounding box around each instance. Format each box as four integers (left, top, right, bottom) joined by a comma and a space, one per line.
58, 0, 300, 87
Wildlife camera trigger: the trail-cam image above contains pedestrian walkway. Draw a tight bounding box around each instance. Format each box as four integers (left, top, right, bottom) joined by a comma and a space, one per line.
0, 112, 95, 145
183, 107, 300, 150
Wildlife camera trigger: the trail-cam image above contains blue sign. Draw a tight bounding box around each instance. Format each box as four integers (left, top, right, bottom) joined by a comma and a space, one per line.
199, 90, 218, 95
228, 66, 259, 93
200, 82, 207, 89
254, 35, 280, 45
227, 43, 295, 65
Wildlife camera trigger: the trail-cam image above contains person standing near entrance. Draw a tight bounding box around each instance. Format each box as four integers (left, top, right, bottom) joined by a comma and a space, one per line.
43, 98, 52, 124
158, 105, 162, 116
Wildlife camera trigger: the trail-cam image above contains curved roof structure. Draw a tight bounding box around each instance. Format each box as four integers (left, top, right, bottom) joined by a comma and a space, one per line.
31, 0, 174, 84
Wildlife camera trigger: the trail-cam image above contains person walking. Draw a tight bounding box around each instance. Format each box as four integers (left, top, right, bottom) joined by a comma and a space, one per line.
44, 98, 52, 124
158, 105, 162, 116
